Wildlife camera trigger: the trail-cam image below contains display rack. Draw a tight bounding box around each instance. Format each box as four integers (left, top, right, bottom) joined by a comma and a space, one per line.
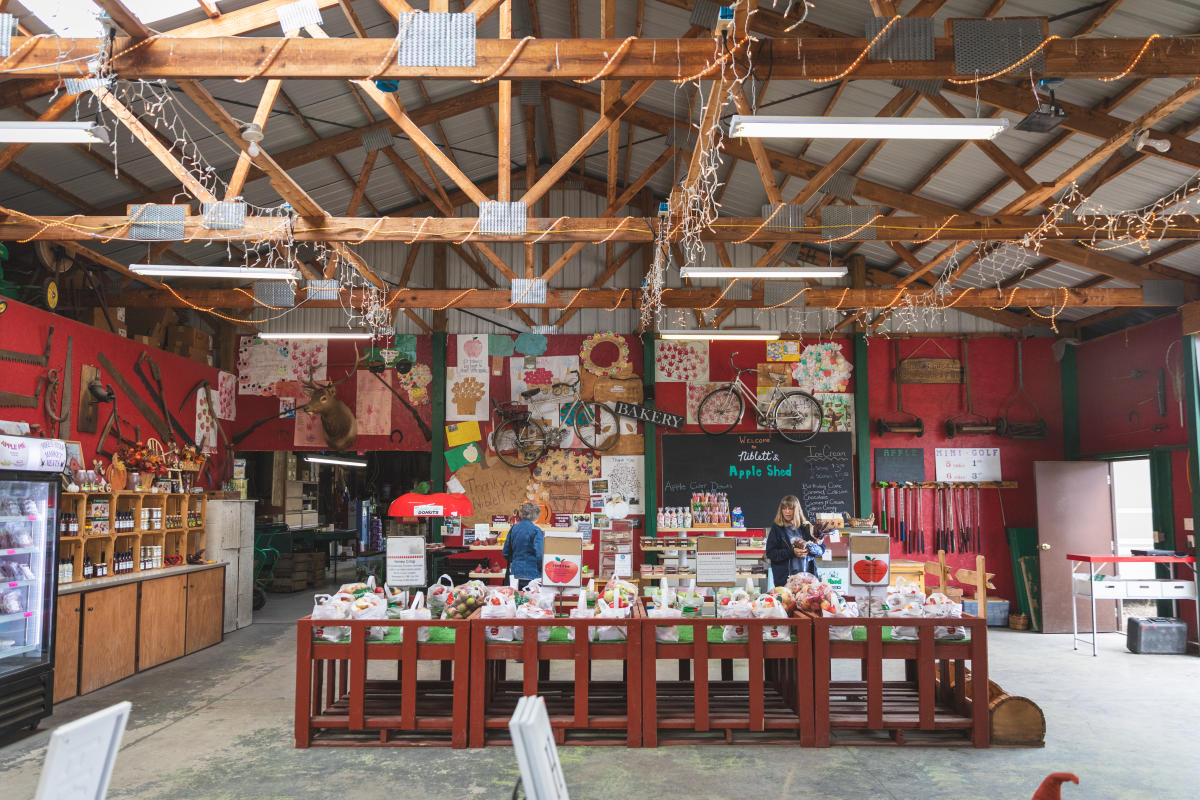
284, 480, 318, 528
59, 491, 207, 585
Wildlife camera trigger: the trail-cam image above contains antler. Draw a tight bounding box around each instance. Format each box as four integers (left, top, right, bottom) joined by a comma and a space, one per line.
328, 343, 366, 388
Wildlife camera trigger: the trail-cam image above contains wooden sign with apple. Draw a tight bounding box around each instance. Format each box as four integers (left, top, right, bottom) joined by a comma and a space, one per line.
542, 535, 583, 588
849, 533, 891, 587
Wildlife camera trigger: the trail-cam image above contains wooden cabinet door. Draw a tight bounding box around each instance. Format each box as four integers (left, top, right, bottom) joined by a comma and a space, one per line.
185, 568, 224, 654
138, 575, 187, 670
54, 594, 81, 703
80, 584, 138, 694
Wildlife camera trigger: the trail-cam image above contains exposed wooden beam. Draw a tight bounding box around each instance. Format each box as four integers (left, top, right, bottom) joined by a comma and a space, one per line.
9, 34, 1200, 80
94, 0, 153, 38
498, 0, 512, 202
1072, 0, 1124, 36
523, 79, 656, 206
196, 0, 221, 19
113, 286, 1154, 310
345, 150, 379, 216
276, 88, 379, 215
13, 212, 1200, 245
226, 77, 285, 200
171, 0, 341, 36
94, 88, 218, 203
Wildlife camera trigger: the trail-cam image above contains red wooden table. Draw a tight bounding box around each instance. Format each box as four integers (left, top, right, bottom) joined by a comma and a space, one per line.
641, 612, 816, 746
295, 615, 473, 748
468, 605, 644, 748
811, 614, 989, 747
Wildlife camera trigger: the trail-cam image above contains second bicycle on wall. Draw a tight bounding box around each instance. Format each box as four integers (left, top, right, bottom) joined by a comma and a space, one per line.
697, 353, 824, 443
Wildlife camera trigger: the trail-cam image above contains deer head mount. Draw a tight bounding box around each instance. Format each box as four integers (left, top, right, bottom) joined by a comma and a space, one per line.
301, 346, 367, 451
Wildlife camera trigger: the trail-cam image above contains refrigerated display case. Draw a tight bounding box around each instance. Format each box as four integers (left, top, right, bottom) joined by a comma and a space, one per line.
0, 435, 65, 737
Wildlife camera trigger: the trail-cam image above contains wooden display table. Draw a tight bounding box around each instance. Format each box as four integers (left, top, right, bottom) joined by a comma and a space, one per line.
1067, 553, 1197, 656
295, 615, 473, 748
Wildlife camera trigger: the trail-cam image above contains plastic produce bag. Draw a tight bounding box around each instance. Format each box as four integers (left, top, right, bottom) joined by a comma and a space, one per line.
442, 580, 487, 620
350, 592, 389, 640
719, 597, 753, 643
887, 600, 924, 640
426, 574, 454, 617
482, 599, 517, 641
648, 604, 683, 643
383, 584, 409, 607
752, 593, 790, 641
567, 604, 594, 642
311, 593, 351, 642
513, 602, 554, 642
677, 581, 704, 618
592, 597, 631, 642
400, 591, 431, 642
924, 593, 968, 640
821, 592, 859, 640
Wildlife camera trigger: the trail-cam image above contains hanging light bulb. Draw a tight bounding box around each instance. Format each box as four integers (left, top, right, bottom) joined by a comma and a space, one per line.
240, 121, 264, 158
247, 141, 260, 157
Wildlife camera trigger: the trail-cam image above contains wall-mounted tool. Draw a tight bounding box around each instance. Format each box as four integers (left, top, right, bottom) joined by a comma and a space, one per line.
877, 339, 925, 436
78, 365, 102, 433
96, 352, 173, 443
995, 338, 1048, 440
945, 339, 998, 437
134, 351, 194, 446
0, 325, 53, 366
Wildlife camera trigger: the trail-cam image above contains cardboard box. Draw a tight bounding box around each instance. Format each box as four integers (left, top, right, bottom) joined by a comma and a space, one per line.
88, 307, 125, 330
168, 325, 212, 351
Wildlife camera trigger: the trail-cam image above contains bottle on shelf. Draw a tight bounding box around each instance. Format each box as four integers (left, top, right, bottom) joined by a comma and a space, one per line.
82, 555, 93, 579
98, 551, 108, 578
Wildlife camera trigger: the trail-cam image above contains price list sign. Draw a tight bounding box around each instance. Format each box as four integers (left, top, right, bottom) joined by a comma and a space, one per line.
935, 448, 1001, 482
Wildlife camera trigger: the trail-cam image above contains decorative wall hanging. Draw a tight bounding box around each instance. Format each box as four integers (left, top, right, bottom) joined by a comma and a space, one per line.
581, 332, 632, 378
792, 343, 852, 392
656, 340, 709, 383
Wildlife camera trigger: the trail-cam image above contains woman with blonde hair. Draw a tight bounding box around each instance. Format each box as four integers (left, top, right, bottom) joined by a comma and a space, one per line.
764, 495, 825, 587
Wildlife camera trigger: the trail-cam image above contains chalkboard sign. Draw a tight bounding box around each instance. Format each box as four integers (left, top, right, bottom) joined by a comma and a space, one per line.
661, 432, 855, 527
873, 447, 925, 483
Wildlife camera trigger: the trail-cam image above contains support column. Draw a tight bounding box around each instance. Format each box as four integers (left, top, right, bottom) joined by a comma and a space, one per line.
431, 245, 449, 498
643, 333, 658, 545
1182, 336, 1200, 646
853, 332, 871, 516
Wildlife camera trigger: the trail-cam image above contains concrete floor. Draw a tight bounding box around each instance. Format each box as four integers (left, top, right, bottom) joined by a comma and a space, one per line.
2, 586, 1198, 800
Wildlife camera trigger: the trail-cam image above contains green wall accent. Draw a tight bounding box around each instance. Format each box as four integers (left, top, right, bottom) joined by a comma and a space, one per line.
854, 332, 871, 516
1060, 344, 1080, 461
1150, 449, 1176, 616
431, 331, 448, 493
642, 333, 658, 544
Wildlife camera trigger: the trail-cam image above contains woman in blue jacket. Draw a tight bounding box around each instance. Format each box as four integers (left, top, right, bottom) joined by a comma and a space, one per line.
502, 502, 544, 590
764, 494, 825, 588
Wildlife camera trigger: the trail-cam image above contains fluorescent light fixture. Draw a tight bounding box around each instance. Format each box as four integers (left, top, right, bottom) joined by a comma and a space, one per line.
728, 115, 1009, 141
131, 264, 301, 280
0, 121, 109, 143
258, 332, 374, 340
305, 455, 367, 468
660, 330, 781, 341
680, 266, 848, 279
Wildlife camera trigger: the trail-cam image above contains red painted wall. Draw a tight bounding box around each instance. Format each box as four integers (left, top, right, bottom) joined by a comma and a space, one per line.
868, 337, 1065, 603
0, 298, 231, 485
1076, 316, 1195, 635
233, 336, 434, 452
1077, 316, 1186, 455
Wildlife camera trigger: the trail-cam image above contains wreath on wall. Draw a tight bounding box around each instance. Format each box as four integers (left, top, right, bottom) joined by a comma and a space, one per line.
580, 332, 632, 378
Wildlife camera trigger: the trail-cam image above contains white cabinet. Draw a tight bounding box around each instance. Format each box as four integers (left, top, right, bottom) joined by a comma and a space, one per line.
208, 499, 257, 633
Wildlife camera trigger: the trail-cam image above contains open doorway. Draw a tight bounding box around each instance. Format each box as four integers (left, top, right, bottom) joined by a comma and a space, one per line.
1110, 458, 1156, 621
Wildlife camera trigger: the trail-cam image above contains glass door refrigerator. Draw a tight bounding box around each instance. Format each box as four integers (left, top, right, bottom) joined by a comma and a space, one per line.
0, 435, 66, 737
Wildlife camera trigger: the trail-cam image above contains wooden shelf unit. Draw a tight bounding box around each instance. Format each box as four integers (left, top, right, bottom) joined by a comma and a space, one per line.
59, 492, 208, 587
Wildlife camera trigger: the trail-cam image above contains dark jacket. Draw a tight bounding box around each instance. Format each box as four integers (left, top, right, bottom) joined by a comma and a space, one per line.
765, 522, 825, 584
502, 519, 544, 580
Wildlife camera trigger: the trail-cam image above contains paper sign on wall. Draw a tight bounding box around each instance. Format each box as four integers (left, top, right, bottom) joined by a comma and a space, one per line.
386, 536, 426, 586
935, 447, 1001, 482
848, 533, 890, 587
695, 536, 737, 586
542, 536, 583, 588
